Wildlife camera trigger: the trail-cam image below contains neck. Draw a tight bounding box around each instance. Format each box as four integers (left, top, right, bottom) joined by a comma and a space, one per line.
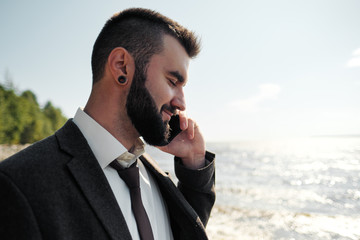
84, 84, 140, 150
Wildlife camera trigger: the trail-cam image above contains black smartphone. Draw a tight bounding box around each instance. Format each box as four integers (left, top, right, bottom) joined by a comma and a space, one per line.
167, 115, 182, 143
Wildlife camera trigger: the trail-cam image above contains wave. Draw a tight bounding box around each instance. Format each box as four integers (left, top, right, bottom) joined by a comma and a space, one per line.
207, 204, 360, 240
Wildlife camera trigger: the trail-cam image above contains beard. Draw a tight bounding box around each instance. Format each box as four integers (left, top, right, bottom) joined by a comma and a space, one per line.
126, 67, 175, 146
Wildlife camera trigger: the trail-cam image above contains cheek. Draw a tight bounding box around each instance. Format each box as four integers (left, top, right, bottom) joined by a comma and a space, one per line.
146, 81, 173, 107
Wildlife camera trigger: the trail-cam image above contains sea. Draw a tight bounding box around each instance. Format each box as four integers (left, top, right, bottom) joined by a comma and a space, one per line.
146, 137, 360, 240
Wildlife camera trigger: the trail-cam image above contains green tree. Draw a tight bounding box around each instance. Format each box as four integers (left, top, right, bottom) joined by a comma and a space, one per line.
19, 90, 45, 143
0, 80, 67, 144
43, 101, 67, 133
0, 85, 27, 143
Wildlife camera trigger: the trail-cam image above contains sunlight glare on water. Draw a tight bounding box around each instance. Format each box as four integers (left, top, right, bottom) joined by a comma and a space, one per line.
147, 137, 360, 239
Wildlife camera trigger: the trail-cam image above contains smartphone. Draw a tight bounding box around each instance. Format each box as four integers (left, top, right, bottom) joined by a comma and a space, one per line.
167, 115, 182, 143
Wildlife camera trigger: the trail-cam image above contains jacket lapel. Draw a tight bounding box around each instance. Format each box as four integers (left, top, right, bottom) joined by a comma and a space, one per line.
140, 153, 207, 240
55, 120, 132, 240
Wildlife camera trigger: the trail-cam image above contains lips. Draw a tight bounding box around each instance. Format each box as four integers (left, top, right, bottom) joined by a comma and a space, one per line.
162, 109, 173, 121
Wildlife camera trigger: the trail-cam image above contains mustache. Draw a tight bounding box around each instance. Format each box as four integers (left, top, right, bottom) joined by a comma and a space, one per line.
160, 104, 177, 116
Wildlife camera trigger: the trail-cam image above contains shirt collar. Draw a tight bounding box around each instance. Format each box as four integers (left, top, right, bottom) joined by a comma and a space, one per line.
115, 138, 145, 168
72, 107, 145, 169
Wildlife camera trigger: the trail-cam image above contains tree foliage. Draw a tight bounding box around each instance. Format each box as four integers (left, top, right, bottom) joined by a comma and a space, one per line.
0, 83, 67, 144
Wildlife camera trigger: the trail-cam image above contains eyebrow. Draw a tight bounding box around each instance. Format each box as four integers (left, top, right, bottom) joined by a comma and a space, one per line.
168, 71, 186, 84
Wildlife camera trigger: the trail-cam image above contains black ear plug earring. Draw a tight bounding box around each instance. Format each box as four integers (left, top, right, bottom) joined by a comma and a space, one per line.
117, 76, 128, 85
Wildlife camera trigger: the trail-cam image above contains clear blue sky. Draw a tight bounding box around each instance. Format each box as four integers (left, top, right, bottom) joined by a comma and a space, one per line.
1, 0, 360, 141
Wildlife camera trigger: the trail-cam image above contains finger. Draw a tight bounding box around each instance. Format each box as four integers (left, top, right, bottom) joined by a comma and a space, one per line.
187, 118, 195, 139
178, 111, 188, 130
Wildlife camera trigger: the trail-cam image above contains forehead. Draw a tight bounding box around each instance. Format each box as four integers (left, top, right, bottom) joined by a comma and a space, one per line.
147, 35, 190, 82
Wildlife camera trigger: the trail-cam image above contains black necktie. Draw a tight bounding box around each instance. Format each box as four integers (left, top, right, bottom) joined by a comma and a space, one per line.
110, 160, 155, 240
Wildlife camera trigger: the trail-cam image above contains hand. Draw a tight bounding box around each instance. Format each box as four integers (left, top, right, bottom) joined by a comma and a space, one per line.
157, 111, 206, 170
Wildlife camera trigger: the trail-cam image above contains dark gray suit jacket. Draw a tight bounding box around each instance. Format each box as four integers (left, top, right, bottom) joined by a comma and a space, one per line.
0, 120, 215, 240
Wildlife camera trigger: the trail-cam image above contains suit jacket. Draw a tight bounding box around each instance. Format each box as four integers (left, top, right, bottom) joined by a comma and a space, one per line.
0, 120, 215, 240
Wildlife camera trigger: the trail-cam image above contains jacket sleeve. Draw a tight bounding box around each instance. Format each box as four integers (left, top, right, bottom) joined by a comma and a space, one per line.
174, 151, 215, 227
0, 171, 42, 240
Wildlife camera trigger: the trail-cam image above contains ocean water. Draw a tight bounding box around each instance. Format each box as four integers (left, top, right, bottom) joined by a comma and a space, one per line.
146, 137, 360, 240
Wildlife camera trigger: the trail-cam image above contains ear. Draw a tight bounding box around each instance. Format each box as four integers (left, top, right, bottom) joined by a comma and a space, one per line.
107, 47, 135, 85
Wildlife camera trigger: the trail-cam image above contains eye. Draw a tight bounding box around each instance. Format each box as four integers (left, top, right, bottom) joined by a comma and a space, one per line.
168, 78, 177, 86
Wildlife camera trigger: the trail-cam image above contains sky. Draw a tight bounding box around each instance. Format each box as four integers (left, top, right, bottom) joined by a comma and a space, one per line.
1, 0, 360, 142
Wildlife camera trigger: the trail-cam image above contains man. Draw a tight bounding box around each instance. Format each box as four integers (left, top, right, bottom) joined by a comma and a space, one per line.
0, 8, 215, 240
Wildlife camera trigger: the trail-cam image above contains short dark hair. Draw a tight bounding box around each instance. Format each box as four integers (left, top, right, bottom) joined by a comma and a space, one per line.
91, 8, 201, 84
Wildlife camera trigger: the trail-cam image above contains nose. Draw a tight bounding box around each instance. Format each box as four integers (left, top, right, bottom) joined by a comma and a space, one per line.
171, 88, 186, 112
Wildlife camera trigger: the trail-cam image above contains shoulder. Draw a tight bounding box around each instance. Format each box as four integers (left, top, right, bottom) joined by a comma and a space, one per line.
0, 134, 59, 169
0, 134, 72, 185
0, 119, 80, 181
0, 125, 79, 202
0, 119, 82, 173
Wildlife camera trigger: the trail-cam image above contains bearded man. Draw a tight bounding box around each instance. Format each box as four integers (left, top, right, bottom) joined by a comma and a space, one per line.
0, 8, 215, 240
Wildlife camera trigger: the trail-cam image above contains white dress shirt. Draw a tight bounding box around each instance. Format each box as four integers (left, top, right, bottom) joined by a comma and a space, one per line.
73, 108, 173, 240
